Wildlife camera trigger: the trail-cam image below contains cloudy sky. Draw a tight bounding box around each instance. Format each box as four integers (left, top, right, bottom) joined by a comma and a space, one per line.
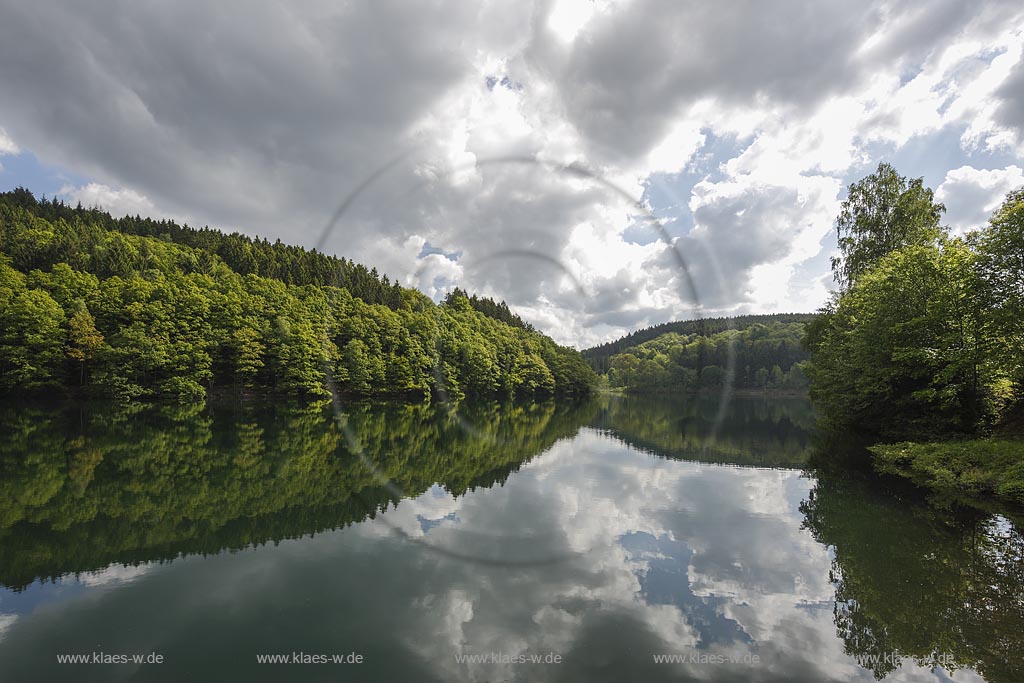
1, 0, 1023, 347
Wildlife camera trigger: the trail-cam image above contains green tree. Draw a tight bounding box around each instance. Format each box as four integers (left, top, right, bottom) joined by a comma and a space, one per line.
0, 287, 65, 390
700, 365, 724, 387
974, 188, 1024, 388
807, 240, 1005, 437
28, 263, 99, 309
782, 362, 808, 389
231, 326, 265, 387
66, 299, 104, 385
831, 162, 945, 289
807, 173, 1024, 439
341, 338, 375, 394
515, 352, 556, 395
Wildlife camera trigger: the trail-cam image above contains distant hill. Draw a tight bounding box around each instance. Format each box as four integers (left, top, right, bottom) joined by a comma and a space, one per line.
582, 313, 818, 374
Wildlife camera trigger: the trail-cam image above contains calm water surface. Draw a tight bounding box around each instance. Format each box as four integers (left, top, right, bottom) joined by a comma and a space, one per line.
0, 395, 1020, 682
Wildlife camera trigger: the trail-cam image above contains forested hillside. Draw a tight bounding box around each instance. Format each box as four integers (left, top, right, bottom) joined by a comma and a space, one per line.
443, 287, 535, 331
0, 189, 596, 401
582, 313, 815, 374
601, 320, 810, 392
1, 188, 406, 307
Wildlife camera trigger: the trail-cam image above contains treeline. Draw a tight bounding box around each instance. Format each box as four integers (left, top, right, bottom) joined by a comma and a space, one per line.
2, 187, 406, 307
0, 189, 596, 401
582, 313, 816, 374
606, 321, 810, 392
806, 163, 1024, 440
443, 287, 535, 331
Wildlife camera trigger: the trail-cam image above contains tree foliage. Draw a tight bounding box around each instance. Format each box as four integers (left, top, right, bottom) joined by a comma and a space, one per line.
582, 313, 816, 374
974, 188, 1024, 388
831, 162, 945, 289
444, 287, 535, 331
806, 167, 1023, 439
0, 189, 597, 400
606, 321, 810, 392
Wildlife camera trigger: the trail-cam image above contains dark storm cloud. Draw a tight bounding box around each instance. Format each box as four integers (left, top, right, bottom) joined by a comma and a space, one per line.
549, 0, 870, 162
539, 0, 1016, 166
0, 0, 481, 230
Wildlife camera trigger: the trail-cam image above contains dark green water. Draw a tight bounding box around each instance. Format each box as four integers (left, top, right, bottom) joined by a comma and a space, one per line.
0, 395, 1020, 682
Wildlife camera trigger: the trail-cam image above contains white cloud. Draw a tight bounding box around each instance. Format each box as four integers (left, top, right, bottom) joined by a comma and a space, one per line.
0, 613, 16, 643
676, 174, 841, 312
546, 0, 609, 44
644, 121, 706, 176
936, 164, 1024, 234
0, 127, 17, 155
57, 182, 158, 218
955, 37, 1024, 153
77, 563, 153, 587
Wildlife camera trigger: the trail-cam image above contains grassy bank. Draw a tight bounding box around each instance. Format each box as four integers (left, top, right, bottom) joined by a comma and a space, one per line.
871, 439, 1024, 505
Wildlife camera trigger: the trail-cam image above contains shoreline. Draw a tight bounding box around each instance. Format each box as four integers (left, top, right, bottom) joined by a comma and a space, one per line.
871, 438, 1024, 507
602, 387, 810, 398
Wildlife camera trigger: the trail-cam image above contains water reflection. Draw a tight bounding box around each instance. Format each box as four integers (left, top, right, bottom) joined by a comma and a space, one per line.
0, 398, 595, 589
595, 394, 815, 466
0, 395, 1019, 682
802, 468, 1024, 681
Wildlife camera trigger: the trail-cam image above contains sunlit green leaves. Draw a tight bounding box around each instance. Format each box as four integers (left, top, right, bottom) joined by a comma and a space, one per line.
0, 190, 596, 401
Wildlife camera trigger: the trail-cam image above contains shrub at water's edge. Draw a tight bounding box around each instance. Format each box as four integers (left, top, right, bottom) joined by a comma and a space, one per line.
871, 440, 1024, 505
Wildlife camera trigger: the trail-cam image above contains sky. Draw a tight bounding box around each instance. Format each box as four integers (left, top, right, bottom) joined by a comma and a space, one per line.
0, 0, 1022, 348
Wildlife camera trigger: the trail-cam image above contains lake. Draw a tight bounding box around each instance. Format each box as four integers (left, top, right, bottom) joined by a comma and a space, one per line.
0, 395, 1020, 682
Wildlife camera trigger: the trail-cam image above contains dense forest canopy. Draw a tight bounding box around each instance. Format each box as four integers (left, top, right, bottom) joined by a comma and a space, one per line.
585, 315, 813, 393
0, 188, 597, 401
443, 287, 535, 332
581, 313, 816, 374
0, 187, 411, 307
805, 164, 1024, 440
